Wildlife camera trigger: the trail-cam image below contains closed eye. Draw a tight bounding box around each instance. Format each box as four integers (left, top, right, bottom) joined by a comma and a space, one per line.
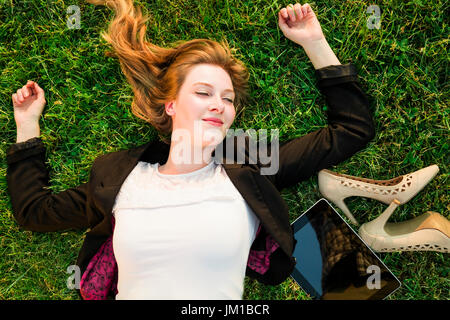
196, 92, 234, 103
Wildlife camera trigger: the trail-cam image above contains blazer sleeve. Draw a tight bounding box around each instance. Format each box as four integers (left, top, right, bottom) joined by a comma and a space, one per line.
6, 137, 93, 232
265, 63, 375, 191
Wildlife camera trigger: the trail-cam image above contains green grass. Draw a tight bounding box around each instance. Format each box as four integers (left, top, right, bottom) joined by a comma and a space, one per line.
0, 0, 449, 300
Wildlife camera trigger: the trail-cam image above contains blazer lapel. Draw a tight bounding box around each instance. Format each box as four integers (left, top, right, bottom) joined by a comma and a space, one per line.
92, 136, 291, 255
92, 141, 153, 220
224, 168, 292, 256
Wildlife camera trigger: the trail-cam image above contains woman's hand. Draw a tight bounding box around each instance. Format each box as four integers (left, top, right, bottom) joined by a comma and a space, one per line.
12, 80, 46, 126
278, 3, 325, 47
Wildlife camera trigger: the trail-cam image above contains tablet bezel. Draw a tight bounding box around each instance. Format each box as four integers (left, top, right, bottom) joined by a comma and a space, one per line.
289, 198, 402, 300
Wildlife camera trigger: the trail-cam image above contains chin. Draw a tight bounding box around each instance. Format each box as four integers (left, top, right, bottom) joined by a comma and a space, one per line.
202, 125, 225, 137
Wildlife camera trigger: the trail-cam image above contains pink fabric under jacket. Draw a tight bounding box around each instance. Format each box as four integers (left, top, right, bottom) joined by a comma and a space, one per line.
80, 215, 280, 300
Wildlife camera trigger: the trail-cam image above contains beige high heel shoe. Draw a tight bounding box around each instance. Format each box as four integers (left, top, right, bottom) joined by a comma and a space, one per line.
318, 165, 439, 225
359, 199, 450, 253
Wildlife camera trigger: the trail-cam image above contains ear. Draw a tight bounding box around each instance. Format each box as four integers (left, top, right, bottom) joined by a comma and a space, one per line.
165, 101, 175, 116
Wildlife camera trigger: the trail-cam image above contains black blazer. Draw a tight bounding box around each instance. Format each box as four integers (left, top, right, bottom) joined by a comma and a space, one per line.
6, 63, 375, 298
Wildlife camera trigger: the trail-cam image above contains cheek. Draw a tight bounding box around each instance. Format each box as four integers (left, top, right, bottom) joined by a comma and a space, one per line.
228, 108, 236, 124
181, 98, 203, 119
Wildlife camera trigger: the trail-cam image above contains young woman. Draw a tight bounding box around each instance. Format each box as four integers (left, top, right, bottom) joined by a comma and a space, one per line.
7, 1, 374, 299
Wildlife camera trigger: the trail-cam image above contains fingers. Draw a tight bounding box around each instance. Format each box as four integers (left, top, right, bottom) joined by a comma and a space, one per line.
286, 4, 296, 21
280, 3, 311, 22
278, 10, 290, 32
16, 86, 30, 103
26, 80, 38, 96
26, 80, 36, 95
303, 3, 312, 15
12, 93, 18, 106
31, 81, 45, 97
16, 88, 24, 102
294, 3, 303, 20
12, 81, 42, 105
22, 85, 31, 98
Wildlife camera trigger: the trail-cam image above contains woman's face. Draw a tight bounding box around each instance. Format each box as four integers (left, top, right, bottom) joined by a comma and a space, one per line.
165, 63, 236, 149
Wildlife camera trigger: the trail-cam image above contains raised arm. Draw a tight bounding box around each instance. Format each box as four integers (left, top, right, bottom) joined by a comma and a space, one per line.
7, 81, 92, 232
278, 2, 340, 69
263, 3, 375, 190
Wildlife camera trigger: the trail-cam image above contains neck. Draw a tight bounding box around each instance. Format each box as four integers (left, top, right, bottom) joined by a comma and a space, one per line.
159, 141, 216, 175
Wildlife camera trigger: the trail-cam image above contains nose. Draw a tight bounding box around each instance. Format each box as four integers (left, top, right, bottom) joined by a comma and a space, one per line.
208, 95, 225, 113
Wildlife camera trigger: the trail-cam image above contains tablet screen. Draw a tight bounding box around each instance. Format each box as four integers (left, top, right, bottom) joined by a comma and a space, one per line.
290, 199, 401, 300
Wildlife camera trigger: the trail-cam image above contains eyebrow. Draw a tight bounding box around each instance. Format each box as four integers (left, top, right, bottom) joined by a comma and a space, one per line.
193, 82, 235, 94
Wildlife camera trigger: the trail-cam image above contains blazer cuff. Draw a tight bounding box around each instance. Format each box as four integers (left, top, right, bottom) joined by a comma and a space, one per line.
6, 137, 46, 165
315, 63, 359, 87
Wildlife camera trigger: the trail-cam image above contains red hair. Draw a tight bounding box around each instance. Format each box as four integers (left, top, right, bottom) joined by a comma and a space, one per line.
86, 0, 250, 144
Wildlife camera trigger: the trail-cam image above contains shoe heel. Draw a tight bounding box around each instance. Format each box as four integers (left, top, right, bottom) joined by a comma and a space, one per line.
333, 198, 359, 226
364, 199, 401, 235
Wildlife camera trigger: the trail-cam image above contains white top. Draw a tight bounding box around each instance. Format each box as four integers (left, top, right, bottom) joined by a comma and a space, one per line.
112, 158, 260, 300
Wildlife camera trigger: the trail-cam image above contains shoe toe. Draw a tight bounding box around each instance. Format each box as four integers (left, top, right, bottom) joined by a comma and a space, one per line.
416, 164, 439, 188
398, 165, 439, 204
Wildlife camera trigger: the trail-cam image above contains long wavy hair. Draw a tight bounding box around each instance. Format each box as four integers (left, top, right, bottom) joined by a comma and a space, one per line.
86, 0, 250, 144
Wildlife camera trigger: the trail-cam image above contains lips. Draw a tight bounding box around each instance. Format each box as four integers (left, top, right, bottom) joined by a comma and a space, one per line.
202, 117, 223, 125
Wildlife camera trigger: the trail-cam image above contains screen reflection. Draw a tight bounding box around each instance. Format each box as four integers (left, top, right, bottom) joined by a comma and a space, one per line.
291, 199, 400, 300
